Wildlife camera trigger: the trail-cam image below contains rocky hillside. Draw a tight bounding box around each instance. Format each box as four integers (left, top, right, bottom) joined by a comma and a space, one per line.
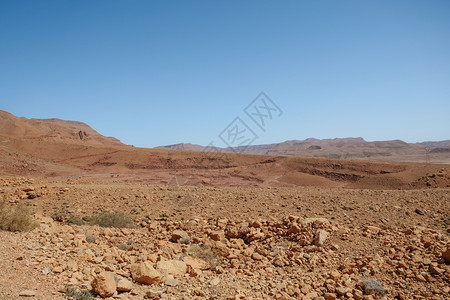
0, 110, 123, 147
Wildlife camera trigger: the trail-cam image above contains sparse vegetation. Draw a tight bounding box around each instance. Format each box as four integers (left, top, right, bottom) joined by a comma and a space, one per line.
0, 200, 37, 232
52, 208, 134, 228
85, 233, 96, 243
67, 215, 85, 226
90, 211, 134, 228
65, 286, 93, 300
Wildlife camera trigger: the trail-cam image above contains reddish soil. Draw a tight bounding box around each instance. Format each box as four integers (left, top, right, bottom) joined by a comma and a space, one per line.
0, 110, 449, 299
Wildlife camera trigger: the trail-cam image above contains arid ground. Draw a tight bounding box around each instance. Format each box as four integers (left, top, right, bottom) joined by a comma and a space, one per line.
0, 111, 448, 299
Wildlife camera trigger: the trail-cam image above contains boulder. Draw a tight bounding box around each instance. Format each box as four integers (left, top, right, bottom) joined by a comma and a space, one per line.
92, 272, 116, 298
156, 260, 187, 277
171, 230, 190, 244
130, 262, 161, 284
182, 256, 209, 270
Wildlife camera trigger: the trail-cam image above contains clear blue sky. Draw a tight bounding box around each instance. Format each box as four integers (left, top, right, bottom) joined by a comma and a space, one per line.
1, 0, 449, 147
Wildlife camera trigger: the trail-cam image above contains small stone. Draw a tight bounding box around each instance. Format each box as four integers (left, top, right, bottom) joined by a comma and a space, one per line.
313, 230, 329, 246
42, 267, 51, 275
146, 289, 162, 298
429, 265, 444, 275
250, 220, 262, 228
210, 277, 220, 286
329, 270, 341, 280
302, 217, 330, 227
23, 186, 35, 192
324, 293, 337, 300
210, 230, 225, 241
27, 191, 38, 199
92, 272, 116, 298
252, 252, 264, 260
306, 291, 319, 299
288, 224, 301, 234
421, 236, 432, 247
103, 228, 114, 237
365, 225, 381, 233
171, 230, 190, 244
165, 278, 178, 286
336, 286, 349, 296
443, 247, 450, 264
66, 260, 78, 272
415, 208, 425, 215
416, 274, 427, 282
19, 290, 37, 297
353, 290, 364, 300
115, 276, 133, 292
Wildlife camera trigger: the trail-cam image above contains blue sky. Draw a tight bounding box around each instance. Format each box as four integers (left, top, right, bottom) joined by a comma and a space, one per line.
1, 0, 449, 147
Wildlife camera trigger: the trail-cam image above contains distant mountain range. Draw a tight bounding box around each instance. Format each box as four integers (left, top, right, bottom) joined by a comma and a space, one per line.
157, 137, 450, 162
0, 109, 449, 165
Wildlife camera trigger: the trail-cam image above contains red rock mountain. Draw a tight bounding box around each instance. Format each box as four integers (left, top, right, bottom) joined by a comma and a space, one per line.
0, 110, 123, 147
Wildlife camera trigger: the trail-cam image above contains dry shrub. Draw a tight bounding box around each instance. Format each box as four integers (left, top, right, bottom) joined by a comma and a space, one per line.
90, 211, 134, 228
65, 286, 93, 300
0, 201, 37, 232
52, 209, 135, 229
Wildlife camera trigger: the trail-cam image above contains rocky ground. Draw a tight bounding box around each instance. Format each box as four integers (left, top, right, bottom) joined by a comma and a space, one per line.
0, 176, 449, 299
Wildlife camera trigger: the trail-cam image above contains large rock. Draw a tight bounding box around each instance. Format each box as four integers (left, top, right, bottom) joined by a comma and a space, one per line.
171, 230, 190, 244
115, 276, 133, 292
157, 260, 187, 277
209, 230, 225, 242
130, 262, 161, 284
182, 256, 209, 270
92, 272, 116, 298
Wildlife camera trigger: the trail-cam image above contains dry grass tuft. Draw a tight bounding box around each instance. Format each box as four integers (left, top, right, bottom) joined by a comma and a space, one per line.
65, 286, 93, 300
0, 200, 37, 232
89, 211, 135, 228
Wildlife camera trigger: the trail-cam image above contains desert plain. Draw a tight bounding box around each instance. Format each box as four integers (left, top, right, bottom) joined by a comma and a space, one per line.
0, 110, 449, 300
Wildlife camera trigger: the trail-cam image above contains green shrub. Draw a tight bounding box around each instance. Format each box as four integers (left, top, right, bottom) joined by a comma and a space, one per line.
0, 201, 37, 232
